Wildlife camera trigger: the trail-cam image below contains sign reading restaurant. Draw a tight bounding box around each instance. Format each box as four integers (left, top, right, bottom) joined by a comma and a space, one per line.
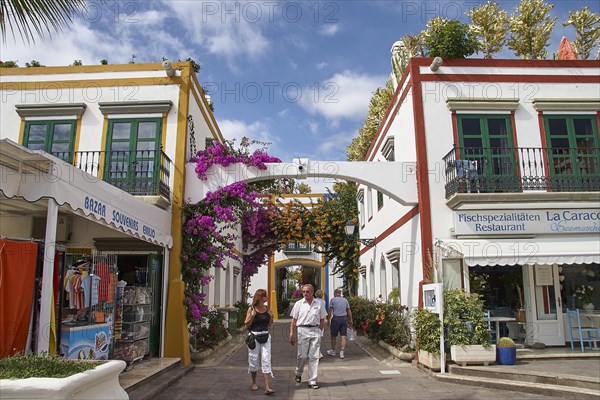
454, 209, 600, 235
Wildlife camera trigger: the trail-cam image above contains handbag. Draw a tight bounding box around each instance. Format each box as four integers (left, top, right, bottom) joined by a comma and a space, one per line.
245, 332, 256, 349
255, 333, 269, 344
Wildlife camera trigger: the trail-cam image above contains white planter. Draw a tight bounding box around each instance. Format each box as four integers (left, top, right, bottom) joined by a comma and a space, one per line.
418, 350, 442, 372
450, 345, 496, 367
0, 360, 128, 400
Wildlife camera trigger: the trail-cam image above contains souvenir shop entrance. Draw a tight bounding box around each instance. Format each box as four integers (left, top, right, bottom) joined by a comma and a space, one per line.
58, 250, 163, 364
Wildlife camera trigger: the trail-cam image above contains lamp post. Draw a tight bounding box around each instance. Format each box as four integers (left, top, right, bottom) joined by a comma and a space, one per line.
344, 220, 376, 248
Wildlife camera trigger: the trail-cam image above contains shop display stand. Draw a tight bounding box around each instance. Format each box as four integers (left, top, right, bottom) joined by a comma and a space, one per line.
114, 286, 152, 368
59, 251, 117, 360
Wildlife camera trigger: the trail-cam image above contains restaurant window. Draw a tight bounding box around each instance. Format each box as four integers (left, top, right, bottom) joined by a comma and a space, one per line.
543, 115, 600, 191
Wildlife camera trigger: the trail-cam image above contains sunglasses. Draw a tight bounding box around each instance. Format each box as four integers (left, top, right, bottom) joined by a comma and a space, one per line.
302, 291, 311, 293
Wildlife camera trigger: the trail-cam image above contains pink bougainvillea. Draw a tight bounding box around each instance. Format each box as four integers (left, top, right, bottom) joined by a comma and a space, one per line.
181, 139, 281, 349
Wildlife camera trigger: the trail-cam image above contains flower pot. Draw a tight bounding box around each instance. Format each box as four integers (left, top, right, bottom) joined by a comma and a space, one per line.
496, 346, 517, 365
515, 309, 526, 323
583, 303, 595, 312
450, 345, 496, 367
418, 350, 442, 372
0, 360, 127, 399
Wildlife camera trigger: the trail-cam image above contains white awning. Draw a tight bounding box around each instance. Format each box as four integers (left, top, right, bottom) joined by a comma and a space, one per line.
0, 139, 173, 248
436, 237, 600, 267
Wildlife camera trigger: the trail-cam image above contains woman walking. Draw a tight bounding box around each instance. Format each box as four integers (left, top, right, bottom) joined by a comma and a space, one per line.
244, 289, 275, 395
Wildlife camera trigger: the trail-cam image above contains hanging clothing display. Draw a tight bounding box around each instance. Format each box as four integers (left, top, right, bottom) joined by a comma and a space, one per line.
0, 239, 38, 357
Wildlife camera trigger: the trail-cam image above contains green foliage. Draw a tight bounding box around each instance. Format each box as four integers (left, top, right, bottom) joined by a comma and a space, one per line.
189, 308, 229, 351
391, 34, 424, 80
412, 308, 441, 354
444, 289, 491, 347
349, 296, 412, 349
1, 0, 87, 44
100, 59, 108, 65
0, 353, 98, 379
562, 6, 600, 60
497, 337, 516, 348
507, 0, 557, 60
388, 287, 400, 304
468, 1, 509, 59
422, 18, 479, 58
25, 60, 44, 67
0, 60, 18, 68
234, 300, 249, 329
72, 59, 82, 66
346, 80, 394, 161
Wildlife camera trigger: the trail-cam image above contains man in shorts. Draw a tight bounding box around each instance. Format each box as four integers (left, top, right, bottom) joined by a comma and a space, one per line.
327, 288, 354, 359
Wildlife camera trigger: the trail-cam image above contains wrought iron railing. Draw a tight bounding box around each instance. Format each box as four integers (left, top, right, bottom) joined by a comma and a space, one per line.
443, 146, 600, 198
52, 149, 172, 198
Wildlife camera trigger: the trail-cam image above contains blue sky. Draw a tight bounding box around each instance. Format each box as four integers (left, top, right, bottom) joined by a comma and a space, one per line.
2, 1, 597, 172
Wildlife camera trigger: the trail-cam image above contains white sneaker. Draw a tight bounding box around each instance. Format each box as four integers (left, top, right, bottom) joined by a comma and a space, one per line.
339, 351, 345, 359
327, 349, 336, 356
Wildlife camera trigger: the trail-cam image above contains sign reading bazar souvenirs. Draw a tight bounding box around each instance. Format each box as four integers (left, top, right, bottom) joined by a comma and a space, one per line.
454, 209, 600, 235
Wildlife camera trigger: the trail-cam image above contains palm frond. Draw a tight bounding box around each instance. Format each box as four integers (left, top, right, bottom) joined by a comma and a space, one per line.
1, 0, 88, 44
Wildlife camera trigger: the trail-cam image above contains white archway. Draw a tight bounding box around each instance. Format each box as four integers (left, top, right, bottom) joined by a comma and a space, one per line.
185, 159, 418, 206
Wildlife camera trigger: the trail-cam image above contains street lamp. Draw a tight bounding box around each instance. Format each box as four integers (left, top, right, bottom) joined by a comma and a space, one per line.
344, 220, 376, 248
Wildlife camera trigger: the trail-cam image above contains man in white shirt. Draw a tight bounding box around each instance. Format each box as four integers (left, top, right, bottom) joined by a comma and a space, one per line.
289, 284, 327, 390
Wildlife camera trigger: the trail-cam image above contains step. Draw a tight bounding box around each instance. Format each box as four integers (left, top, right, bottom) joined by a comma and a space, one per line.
126, 364, 195, 400
449, 364, 600, 392
437, 373, 600, 400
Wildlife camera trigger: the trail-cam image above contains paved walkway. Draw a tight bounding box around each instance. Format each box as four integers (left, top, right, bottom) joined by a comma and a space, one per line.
155, 320, 551, 399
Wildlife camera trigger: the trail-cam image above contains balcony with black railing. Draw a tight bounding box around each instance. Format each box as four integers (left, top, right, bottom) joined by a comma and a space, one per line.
443, 146, 600, 199
52, 149, 172, 199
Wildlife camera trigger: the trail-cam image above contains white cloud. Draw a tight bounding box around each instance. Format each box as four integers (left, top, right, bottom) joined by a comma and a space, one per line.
1, 7, 191, 66
219, 119, 280, 152
297, 70, 387, 123
316, 62, 328, 70
162, 1, 270, 69
316, 131, 353, 157
284, 34, 309, 50
277, 109, 290, 117
306, 120, 319, 134
319, 24, 339, 36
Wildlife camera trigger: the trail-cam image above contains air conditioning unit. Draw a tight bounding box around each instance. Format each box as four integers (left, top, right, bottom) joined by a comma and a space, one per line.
31, 216, 72, 242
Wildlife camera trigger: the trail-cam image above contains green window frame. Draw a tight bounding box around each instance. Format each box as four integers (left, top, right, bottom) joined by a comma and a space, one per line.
104, 117, 162, 195
377, 191, 383, 210
456, 114, 518, 192
543, 114, 600, 190
22, 120, 76, 163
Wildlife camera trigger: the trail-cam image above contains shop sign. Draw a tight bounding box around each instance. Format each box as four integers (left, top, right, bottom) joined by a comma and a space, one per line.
454, 208, 600, 235
82, 195, 157, 241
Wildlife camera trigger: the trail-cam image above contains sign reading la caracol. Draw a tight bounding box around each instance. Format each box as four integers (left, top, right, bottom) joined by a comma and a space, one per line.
454, 209, 600, 235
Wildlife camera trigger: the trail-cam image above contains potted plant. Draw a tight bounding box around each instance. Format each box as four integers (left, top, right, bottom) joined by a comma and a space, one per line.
445, 289, 495, 366
412, 308, 443, 371
496, 337, 517, 365
0, 353, 127, 399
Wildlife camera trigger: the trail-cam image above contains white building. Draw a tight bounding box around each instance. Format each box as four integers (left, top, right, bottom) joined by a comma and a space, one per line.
0, 62, 238, 364
357, 57, 600, 346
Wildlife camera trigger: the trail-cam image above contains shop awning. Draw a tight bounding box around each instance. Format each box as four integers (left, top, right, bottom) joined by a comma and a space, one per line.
436, 237, 600, 267
0, 139, 173, 248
